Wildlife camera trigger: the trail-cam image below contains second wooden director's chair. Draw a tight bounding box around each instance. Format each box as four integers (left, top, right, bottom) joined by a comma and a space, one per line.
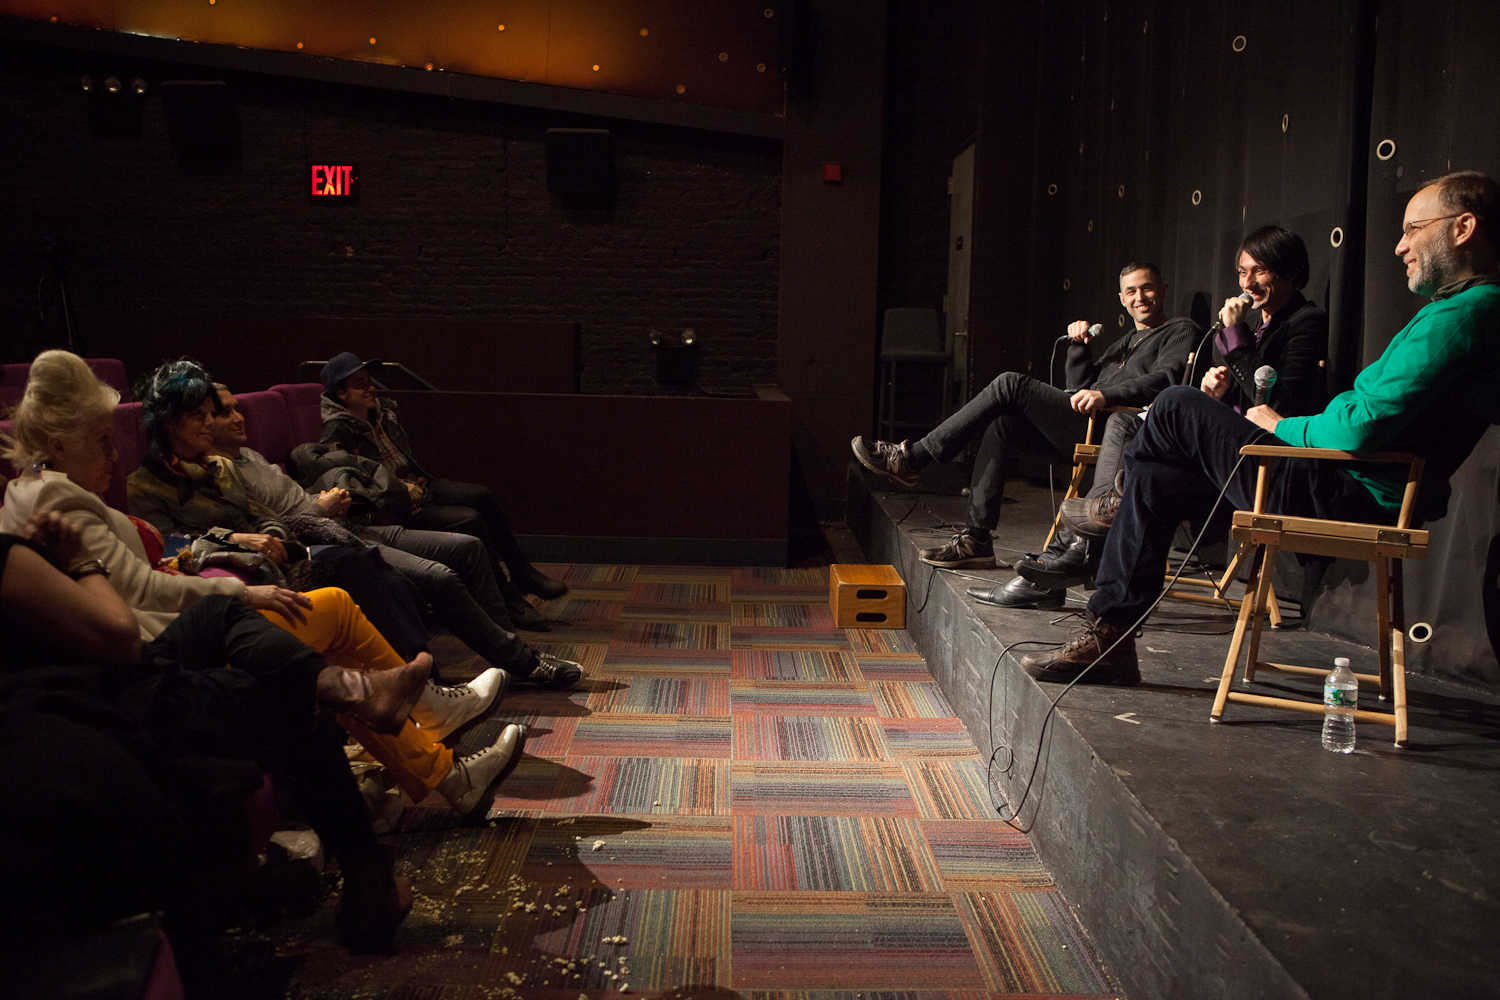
1210, 444, 1428, 746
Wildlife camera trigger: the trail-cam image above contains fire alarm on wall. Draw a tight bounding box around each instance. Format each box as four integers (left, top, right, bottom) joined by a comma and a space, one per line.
822, 162, 843, 184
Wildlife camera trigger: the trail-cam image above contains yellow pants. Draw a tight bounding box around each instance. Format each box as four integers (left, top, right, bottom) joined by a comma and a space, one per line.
261, 587, 452, 803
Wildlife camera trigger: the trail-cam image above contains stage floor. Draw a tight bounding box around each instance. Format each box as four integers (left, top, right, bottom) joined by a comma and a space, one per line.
852, 463, 1500, 1000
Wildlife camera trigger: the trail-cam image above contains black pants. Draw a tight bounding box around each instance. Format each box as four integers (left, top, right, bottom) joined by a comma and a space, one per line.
1087, 386, 1392, 625
141, 594, 377, 858
409, 478, 531, 581
917, 372, 1088, 530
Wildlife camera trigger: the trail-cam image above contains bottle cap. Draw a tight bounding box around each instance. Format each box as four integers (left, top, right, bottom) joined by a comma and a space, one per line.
1334, 657, 1351, 667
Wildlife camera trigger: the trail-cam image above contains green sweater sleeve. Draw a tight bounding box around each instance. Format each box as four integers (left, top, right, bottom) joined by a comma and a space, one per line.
1274, 290, 1492, 451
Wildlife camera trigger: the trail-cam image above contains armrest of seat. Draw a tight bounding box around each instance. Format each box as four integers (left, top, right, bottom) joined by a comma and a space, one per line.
1236, 445, 1425, 530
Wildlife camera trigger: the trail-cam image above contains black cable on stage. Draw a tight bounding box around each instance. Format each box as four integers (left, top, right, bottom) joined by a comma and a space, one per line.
995, 435, 1268, 833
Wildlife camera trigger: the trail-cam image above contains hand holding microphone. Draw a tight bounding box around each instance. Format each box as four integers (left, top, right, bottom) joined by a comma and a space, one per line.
1208, 290, 1255, 334
1063, 320, 1104, 343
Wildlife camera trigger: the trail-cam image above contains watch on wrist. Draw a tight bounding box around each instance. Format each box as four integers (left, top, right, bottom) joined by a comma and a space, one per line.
67, 558, 111, 581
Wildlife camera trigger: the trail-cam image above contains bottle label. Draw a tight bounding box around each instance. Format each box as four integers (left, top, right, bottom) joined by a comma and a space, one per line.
1323, 686, 1357, 707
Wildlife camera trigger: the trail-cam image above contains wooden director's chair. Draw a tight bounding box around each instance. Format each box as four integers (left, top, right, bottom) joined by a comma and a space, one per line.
1210, 444, 1428, 747
1043, 400, 1283, 623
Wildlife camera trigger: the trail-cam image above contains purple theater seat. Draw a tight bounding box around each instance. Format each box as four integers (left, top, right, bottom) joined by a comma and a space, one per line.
102, 402, 145, 515
87, 358, 132, 401
0, 417, 17, 483
0, 364, 29, 412
235, 391, 296, 469
269, 382, 326, 446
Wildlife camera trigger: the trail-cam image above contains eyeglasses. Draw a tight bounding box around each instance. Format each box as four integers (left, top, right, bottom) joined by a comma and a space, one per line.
1402, 214, 1461, 238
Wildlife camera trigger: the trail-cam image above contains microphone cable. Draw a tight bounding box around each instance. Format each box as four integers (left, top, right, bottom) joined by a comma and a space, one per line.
990, 430, 1272, 833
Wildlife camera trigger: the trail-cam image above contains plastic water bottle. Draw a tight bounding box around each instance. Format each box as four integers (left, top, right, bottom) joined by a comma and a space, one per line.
1321, 657, 1358, 753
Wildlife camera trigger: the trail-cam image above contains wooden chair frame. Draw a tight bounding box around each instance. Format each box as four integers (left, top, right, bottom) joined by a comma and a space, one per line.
1210, 444, 1428, 747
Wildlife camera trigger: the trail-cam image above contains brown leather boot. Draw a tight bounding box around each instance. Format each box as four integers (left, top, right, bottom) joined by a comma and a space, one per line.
1020, 616, 1140, 685
316, 653, 432, 736
334, 843, 412, 954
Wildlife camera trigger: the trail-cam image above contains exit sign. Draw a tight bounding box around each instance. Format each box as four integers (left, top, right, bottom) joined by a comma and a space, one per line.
309, 163, 358, 202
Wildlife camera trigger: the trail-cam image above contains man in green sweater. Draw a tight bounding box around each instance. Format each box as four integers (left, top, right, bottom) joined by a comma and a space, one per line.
1022, 170, 1500, 684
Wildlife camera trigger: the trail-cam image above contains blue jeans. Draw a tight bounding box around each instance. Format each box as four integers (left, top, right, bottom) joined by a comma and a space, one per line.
1087, 386, 1390, 626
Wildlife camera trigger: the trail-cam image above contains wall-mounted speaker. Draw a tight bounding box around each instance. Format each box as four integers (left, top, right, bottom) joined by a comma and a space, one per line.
545, 128, 614, 205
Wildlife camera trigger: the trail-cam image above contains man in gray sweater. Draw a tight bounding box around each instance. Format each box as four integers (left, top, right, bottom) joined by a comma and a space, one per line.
209, 385, 582, 690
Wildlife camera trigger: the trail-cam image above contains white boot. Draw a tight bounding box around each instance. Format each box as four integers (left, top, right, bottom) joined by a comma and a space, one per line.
409, 668, 509, 741
435, 724, 526, 821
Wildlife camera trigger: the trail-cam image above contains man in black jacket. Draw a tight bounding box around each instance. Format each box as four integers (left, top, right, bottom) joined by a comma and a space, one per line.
853, 262, 1198, 568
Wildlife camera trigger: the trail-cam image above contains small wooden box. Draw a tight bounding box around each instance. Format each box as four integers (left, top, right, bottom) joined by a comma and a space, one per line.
829, 564, 906, 629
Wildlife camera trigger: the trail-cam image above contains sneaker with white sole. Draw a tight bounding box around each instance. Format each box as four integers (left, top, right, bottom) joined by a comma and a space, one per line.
409, 668, 510, 741
436, 723, 527, 822
521, 652, 584, 689
918, 529, 996, 568
850, 436, 920, 487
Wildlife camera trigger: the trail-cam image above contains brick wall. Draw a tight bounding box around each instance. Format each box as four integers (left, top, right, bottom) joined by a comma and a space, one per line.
0, 47, 782, 394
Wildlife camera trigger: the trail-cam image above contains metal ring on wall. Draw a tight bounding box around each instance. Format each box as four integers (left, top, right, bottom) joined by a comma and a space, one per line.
1047, 183, 1058, 195
1330, 227, 1344, 248
1118, 184, 1125, 197
1087, 220, 1093, 232
1191, 190, 1202, 205
1231, 34, 1247, 52
1063, 278, 1070, 290
1376, 139, 1396, 161
1117, 314, 1125, 327
1282, 114, 1289, 133
1408, 622, 1433, 644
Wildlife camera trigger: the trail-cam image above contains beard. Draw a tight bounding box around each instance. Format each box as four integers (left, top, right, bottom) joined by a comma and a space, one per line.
1408, 235, 1463, 295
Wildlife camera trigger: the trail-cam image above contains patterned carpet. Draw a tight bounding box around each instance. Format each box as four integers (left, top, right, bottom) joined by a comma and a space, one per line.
255, 564, 1118, 999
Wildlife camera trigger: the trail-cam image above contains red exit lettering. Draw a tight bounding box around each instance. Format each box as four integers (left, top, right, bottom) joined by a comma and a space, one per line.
309, 163, 357, 199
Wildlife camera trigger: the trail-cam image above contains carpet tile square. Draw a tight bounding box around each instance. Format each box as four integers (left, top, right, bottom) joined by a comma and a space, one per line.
485, 757, 576, 817
557, 756, 731, 816
601, 647, 734, 676
730, 681, 877, 717
611, 622, 731, 650
870, 681, 959, 719
635, 566, 735, 582
486, 710, 579, 760
732, 815, 943, 891
731, 762, 919, 817
919, 820, 1055, 891
732, 602, 838, 627
523, 815, 733, 889
953, 890, 1113, 995
539, 562, 636, 584
735, 715, 887, 761
731, 892, 987, 990
621, 601, 732, 623
488, 887, 731, 991
731, 626, 853, 650
587, 677, 731, 715
536, 621, 620, 645
850, 653, 933, 682
904, 760, 1003, 820
731, 566, 830, 602
733, 649, 859, 681
571, 714, 733, 758
535, 596, 625, 623
630, 581, 733, 604
880, 717, 981, 759
846, 629, 921, 654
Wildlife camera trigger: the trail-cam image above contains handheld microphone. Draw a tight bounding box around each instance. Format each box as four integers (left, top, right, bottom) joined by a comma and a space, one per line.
1056, 322, 1104, 342
1253, 365, 1277, 406
1206, 290, 1256, 336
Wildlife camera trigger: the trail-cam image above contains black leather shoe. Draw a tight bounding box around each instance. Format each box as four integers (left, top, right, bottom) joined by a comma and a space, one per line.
516, 566, 569, 600
1015, 533, 1094, 590
969, 576, 1065, 610
506, 599, 551, 631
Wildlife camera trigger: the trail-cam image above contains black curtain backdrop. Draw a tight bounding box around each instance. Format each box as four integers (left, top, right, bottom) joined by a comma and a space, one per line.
961, 0, 1500, 688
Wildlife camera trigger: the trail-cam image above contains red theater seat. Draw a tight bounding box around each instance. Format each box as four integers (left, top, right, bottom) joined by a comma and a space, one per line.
235, 391, 296, 468
2, 358, 131, 412
269, 382, 326, 446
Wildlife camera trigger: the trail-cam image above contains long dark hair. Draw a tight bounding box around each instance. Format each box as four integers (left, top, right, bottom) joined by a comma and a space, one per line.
137, 358, 219, 461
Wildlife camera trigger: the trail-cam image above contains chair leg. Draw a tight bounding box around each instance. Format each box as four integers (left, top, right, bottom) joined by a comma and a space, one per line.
1242, 544, 1279, 684
1266, 583, 1284, 628
1212, 544, 1266, 722
1375, 556, 1392, 701
1389, 559, 1409, 747
1042, 461, 1091, 550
